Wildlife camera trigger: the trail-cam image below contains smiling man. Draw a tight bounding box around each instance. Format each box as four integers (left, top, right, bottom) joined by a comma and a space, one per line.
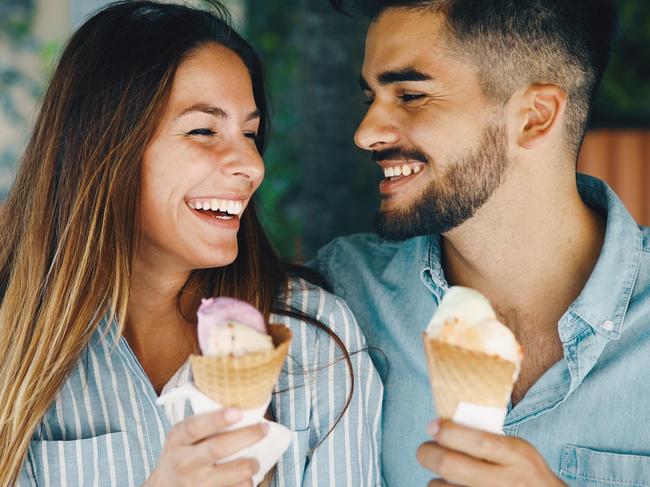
311, 0, 650, 485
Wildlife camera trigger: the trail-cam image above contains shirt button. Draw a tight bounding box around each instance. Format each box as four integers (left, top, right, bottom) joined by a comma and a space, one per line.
602, 320, 614, 332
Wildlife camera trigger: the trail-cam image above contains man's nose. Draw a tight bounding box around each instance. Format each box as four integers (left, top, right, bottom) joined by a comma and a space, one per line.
354, 103, 401, 151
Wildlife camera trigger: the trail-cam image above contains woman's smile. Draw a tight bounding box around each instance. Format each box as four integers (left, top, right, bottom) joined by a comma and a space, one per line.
185, 196, 247, 230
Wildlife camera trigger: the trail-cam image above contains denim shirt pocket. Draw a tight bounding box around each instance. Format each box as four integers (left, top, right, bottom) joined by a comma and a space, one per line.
559, 444, 650, 486
29, 431, 133, 486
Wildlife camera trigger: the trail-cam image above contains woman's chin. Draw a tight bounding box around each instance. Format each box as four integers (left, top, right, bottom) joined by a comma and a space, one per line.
189, 245, 238, 270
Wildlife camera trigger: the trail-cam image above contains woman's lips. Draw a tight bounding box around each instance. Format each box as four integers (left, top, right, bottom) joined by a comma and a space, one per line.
189, 206, 241, 229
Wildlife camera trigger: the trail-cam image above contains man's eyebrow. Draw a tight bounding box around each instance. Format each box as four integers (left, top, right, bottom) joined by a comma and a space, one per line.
175, 104, 260, 121
375, 68, 435, 86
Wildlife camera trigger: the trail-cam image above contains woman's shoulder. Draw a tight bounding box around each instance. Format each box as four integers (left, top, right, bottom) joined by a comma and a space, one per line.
272, 276, 368, 356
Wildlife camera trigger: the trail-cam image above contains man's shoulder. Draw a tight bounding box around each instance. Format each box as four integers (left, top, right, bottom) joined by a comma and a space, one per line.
320, 232, 398, 255
312, 232, 405, 272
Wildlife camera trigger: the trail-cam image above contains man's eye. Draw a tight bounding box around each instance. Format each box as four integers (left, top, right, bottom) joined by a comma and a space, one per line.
400, 94, 425, 103
186, 128, 215, 136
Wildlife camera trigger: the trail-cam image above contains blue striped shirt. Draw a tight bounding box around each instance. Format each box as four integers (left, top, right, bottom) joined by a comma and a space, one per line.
17, 278, 383, 486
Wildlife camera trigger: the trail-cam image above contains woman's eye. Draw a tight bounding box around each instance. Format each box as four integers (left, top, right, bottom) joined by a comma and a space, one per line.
400, 93, 425, 103
186, 128, 215, 136
243, 131, 259, 140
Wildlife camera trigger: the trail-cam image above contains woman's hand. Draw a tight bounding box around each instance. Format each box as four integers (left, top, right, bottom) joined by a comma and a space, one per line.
144, 408, 268, 487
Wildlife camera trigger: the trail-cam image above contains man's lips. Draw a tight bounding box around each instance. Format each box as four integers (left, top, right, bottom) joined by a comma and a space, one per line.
378, 161, 427, 195
377, 160, 426, 179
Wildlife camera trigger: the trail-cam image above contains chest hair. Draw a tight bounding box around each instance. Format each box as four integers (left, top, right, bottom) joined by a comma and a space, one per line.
496, 307, 565, 406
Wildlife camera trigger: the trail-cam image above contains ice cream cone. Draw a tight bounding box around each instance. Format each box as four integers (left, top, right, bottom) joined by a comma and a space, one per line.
422, 333, 518, 419
190, 324, 292, 409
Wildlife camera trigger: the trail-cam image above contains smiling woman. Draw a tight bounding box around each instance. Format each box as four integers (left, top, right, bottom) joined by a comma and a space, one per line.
0, 1, 382, 486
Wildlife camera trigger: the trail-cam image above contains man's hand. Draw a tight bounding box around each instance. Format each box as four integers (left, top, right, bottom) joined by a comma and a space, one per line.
416, 419, 566, 487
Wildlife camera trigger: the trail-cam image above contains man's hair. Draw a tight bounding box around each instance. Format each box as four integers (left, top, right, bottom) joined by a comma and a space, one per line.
333, 0, 618, 155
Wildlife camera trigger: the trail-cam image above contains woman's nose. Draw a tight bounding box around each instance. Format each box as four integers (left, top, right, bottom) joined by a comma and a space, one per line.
220, 140, 265, 184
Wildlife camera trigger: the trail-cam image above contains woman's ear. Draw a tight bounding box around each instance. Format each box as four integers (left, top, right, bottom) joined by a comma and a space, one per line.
512, 84, 567, 150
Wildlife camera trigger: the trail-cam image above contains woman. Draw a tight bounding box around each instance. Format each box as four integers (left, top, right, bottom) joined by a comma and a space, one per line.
0, 1, 382, 485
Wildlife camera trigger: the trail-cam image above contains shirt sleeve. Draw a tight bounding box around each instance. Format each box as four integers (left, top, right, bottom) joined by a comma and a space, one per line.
301, 294, 383, 487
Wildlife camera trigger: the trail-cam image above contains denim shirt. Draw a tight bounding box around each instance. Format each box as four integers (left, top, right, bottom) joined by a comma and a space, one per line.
311, 174, 650, 487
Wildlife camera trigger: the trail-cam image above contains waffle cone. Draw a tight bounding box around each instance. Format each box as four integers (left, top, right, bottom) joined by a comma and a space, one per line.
190, 324, 292, 409
423, 334, 518, 419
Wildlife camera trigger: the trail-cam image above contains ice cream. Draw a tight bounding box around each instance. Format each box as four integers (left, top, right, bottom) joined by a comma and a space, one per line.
426, 287, 522, 370
423, 286, 523, 431
197, 298, 273, 357
190, 297, 292, 409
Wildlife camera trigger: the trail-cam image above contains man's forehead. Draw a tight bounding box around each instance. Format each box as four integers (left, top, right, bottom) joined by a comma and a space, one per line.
363, 8, 451, 79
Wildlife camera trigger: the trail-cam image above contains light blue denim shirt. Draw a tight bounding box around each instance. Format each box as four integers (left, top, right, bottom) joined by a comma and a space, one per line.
17, 278, 383, 486
312, 174, 650, 487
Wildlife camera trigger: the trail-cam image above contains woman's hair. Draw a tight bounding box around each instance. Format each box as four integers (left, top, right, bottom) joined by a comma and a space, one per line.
0, 1, 352, 483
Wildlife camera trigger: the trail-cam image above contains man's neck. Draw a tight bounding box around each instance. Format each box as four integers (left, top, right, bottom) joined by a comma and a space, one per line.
441, 171, 606, 322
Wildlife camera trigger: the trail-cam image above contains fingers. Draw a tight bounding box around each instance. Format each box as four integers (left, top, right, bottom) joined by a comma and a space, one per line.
210, 457, 259, 487
418, 441, 502, 487
432, 419, 525, 465
168, 408, 243, 446
197, 423, 269, 463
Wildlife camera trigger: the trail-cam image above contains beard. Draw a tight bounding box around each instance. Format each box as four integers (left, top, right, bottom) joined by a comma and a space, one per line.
374, 119, 509, 241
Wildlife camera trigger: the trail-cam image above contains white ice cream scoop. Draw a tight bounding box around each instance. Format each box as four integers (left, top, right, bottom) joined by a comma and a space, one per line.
426, 287, 522, 367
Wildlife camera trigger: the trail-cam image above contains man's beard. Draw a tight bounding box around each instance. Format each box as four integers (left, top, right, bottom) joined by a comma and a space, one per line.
374, 120, 509, 241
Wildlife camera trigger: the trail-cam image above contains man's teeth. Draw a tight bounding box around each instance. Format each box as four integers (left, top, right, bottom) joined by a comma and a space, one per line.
383, 164, 423, 178
187, 199, 244, 216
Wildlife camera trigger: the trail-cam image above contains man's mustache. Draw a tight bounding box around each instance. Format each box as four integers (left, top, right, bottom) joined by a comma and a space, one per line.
371, 147, 429, 164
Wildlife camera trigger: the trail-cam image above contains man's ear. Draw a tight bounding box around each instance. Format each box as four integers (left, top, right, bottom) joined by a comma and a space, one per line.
513, 84, 567, 150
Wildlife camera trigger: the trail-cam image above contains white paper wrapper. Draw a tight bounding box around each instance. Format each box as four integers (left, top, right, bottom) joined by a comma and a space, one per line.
157, 383, 292, 486
452, 402, 507, 434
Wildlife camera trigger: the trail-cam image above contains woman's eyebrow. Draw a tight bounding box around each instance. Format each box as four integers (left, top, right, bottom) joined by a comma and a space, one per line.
175, 103, 260, 121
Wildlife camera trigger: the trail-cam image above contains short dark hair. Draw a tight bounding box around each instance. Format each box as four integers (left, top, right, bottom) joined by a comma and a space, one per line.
333, 0, 618, 154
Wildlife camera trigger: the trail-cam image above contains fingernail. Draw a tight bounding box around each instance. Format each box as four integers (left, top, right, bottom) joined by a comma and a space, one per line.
224, 408, 242, 423
261, 422, 270, 435
427, 419, 440, 438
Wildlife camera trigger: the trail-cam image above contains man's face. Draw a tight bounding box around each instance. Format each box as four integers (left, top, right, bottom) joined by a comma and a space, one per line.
357, 8, 510, 240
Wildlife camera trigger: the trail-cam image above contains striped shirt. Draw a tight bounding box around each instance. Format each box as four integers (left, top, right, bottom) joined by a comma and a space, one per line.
16, 278, 383, 486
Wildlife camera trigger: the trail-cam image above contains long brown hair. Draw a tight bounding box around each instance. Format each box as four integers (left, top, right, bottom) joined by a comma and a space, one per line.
0, 1, 352, 484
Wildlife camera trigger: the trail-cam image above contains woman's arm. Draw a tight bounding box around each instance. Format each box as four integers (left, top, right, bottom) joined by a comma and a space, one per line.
15, 454, 37, 487
302, 294, 383, 487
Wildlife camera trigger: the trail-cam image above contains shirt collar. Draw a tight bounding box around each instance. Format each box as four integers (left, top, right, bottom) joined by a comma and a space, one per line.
420, 174, 643, 340
566, 174, 643, 340
420, 234, 446, 303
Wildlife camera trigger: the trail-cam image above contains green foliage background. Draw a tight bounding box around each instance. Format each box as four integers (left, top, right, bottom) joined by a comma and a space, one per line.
592, 1, 650, 127
244, 0, 303, 257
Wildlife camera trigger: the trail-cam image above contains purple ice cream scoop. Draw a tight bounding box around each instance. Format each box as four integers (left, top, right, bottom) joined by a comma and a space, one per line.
197, 297, 267, 354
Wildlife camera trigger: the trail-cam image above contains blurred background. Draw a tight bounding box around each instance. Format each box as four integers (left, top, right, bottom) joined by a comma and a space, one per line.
1, 0, 649, 260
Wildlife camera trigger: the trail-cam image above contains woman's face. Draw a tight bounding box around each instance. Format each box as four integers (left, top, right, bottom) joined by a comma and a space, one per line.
139, 43, 264, 273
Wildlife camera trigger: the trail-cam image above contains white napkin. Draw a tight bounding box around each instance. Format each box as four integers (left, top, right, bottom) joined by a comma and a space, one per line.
157, 383, 292, 486
452, 402, 507, 434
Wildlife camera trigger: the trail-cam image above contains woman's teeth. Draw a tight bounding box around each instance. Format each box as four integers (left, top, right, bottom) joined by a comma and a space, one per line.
187, 199, 244, 216
383, 164, 423, 179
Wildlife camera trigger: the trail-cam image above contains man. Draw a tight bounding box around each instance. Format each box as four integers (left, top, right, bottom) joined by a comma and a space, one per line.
311, 0, 650, 485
